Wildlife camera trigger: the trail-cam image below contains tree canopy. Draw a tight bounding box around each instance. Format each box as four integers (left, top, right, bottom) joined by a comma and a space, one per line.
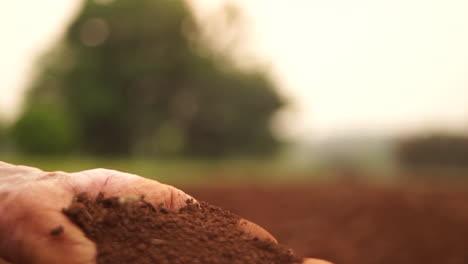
13, 0, 284, 157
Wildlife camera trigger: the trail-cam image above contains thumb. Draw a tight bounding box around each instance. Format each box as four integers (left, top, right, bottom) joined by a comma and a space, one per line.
237, 220, 333, 264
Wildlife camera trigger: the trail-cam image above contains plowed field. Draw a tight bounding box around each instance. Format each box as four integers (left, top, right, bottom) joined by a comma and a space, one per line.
186, 184, 468, 264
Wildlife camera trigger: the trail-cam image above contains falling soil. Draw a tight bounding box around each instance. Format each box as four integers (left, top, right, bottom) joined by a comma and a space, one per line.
63, 193, 301, 264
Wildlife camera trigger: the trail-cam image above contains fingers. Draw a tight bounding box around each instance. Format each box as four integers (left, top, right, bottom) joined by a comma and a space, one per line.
302, 258, 334, 264
4, 164, 327, 264
0, 164, 194, 209
238, 218, 277, 243
66, 168, 195, 209
0, 182, 96, 264
127, 177, 196, 209
0, 162, 44, 177
238, 220, 333, 264
0, 162, 45, 190
236, 217, 332, 264
0, 161, 14, 168
0, 165, 193, 264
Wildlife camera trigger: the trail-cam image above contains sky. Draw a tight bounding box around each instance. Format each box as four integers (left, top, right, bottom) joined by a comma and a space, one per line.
1, 0, 468, 142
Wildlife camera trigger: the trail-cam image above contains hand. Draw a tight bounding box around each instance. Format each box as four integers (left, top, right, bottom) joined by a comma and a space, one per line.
0, 162, 330, 264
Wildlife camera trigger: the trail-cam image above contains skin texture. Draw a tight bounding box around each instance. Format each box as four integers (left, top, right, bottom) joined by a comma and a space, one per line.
0, 162, 331, 264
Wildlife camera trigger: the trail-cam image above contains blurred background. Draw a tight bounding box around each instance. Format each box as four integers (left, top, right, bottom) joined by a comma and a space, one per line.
1, 0, 468, 263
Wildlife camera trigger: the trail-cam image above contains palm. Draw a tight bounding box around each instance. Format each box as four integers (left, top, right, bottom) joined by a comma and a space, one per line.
0, 162, 329, 264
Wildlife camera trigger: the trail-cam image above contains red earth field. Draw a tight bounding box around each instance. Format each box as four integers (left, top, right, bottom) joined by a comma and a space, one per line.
186, 183, 468, 264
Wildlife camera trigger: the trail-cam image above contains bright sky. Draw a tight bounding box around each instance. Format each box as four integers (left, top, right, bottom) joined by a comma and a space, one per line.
1, 0, 468, 142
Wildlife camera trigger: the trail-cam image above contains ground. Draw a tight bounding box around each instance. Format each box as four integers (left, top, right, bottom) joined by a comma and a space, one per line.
186, 184, 468, 264
3, 158, 468, 263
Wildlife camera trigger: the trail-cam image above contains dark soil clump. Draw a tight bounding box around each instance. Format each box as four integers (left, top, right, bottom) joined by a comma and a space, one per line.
63, 193, 301, 264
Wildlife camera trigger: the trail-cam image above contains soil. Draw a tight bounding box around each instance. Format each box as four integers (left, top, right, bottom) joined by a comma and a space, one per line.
63, 193, 301, 264
186, 183, 468, 264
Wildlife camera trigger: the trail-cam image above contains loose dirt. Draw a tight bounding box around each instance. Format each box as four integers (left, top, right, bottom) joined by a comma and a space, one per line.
63, 193, 301, 264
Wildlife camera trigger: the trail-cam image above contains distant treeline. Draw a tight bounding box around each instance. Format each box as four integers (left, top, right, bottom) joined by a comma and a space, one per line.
397, 134, 468, 169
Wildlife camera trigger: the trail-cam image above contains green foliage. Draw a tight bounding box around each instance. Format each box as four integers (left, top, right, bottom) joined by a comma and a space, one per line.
0, 156, 318, 185
0, 122, 5, 147
397, 134, 468, 169
11, 104, 79, 155
18, 0, 284, 157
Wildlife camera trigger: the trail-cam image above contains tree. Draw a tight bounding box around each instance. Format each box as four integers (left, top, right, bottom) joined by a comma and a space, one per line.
14, 0, 284, 157
397, 133, 468, 169
0, 121, 5, 148
10, 103, 80, 155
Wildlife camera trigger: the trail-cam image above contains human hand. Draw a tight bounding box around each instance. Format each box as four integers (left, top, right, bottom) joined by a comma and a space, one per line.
0, 162, 330, 264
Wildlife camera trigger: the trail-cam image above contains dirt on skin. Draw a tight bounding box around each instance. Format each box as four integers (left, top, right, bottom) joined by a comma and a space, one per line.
63, 193, 301, 264
186, 183, 468, 264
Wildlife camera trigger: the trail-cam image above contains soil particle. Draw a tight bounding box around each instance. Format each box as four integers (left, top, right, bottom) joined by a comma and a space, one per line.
63, 193, 301, 264
49, 225, 64, 236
